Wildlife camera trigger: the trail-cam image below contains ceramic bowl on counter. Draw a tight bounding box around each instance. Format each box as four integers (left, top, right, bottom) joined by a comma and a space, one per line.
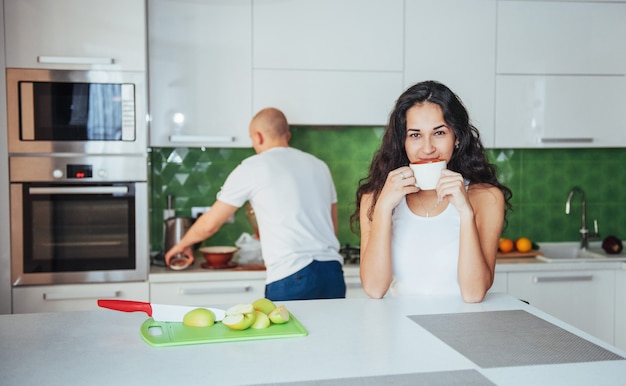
199, 246, 239, 268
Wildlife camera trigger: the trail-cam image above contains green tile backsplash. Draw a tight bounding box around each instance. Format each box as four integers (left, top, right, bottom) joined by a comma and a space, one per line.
149, 128, 626, 252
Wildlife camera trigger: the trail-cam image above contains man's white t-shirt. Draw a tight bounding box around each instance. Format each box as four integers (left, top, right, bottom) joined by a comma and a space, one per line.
217, 147, 342, 284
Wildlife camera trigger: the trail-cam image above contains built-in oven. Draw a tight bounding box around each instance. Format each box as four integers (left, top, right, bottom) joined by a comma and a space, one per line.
10, 155, 148, 286
6, 68, 146, 155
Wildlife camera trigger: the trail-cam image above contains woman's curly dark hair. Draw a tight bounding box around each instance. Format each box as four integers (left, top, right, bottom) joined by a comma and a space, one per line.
350, 80, 512, 233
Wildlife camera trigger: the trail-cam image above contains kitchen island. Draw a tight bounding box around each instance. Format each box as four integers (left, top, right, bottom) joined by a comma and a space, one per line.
1, 293, 625, 385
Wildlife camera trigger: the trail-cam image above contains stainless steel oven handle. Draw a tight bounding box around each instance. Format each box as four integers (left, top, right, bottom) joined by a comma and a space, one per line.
29, 186, 129, 195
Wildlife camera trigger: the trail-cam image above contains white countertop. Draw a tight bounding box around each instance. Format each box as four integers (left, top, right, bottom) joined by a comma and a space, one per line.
2, 293, 625, 385
149, 258, 625, 284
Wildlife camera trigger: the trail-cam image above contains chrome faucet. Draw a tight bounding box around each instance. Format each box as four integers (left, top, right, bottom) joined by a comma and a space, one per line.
565, 186, 599, 250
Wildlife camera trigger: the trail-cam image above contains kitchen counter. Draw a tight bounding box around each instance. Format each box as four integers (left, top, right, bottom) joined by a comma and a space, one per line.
2, 293, 625, 385
149, 258, 625, 283
149, 242, 626, 283
149, 262, 362, 283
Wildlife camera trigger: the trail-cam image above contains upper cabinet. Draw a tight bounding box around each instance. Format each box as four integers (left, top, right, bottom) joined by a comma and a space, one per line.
252, 0, 404, 126
494, 1, 626, 148
497, 1, 626, 75
147, 0, 252, 148
404, 0, 497, 148
4, 0, 146, 71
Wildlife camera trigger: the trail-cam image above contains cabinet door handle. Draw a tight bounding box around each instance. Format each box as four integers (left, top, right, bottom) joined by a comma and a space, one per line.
37, 56, 114, 65
533, 275, 593, 283
540, 137, 593, 144
169, 134, 235, 143
180, 286, 253, 295
44, 291, 121, 300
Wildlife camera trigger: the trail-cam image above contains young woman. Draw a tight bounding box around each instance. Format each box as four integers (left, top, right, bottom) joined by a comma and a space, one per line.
351, 81, 512, 303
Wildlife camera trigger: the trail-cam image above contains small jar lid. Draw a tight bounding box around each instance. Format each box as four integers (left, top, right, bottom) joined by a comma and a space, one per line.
169, 254, 191, 271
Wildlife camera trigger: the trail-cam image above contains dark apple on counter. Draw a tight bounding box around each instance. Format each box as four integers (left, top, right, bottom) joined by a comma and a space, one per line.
602, 235, 623, 254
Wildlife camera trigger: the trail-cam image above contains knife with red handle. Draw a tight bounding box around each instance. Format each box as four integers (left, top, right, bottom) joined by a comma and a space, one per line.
97, 299, 225, 322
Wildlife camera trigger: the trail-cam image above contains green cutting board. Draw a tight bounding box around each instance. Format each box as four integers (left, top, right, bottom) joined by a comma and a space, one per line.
139, 312, 308, 347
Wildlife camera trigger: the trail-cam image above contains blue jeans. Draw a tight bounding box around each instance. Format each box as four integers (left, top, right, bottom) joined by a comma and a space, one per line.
265, 260, 346, 301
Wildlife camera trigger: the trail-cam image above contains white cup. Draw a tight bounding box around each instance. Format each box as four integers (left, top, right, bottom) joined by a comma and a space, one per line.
409, 159, 447, 190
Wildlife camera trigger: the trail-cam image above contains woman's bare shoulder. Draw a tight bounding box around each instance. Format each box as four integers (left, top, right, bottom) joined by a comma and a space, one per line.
468, 183, 504, 205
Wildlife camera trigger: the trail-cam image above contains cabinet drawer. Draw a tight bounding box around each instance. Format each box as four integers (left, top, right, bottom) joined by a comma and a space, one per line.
150, 280, 266, 307
489, 272, 507, 294
345, 275, 367, 299
12, 282, 149, 313
507, 270, 615, 344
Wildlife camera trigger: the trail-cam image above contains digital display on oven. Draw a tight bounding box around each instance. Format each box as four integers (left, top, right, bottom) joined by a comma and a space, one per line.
67, 164, 93, 179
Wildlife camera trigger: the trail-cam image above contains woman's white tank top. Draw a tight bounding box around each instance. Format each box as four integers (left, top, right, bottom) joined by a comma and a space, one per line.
390, 197, 461, 296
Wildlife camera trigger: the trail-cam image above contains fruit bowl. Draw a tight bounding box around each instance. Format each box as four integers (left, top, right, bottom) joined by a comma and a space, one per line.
199, 246, 239, 267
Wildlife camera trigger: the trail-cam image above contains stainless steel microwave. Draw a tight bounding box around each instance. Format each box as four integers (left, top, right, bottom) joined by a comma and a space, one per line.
6, 68, 147, 155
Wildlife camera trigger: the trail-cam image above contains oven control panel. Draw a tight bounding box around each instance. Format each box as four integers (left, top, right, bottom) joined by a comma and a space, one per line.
9, 155, 147, 182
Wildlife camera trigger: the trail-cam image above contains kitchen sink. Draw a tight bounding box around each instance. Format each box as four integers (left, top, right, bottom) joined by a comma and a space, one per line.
537, 242, 626, 262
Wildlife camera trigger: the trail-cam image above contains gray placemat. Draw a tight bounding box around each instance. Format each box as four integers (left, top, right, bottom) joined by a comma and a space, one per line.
260, 369, 494, 385
409, 310, 624, 368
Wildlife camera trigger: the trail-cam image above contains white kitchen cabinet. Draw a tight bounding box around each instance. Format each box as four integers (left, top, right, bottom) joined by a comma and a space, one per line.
253, 0, 402, 72
494, 75, 626, 148
4, 0, 146, 71
12, 282, 149, 313
615, 269, 626, 352
497, 1, 626, 75
147, 0, 252, 148
252, 0, 403, 126
150, 280, 265, 307
404, 0, 497, 148
507, 269, 615, 345
494, 1, 626, 148
344, 268, 367, 299
253, 71, 401, 126
489, 271, 507, 293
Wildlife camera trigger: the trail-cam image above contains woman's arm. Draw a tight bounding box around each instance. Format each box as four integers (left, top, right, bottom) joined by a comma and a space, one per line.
457, 184, 505, 302
359, 167, 418, 298
359, 193, 393, 298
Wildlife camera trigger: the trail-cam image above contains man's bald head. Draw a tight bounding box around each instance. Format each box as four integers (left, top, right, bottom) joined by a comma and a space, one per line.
251, 108, 289, 139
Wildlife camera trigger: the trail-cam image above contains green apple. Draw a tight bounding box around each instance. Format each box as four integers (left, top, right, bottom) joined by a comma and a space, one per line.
222, 303, 256, 330
250, 311, 271, 329
268, 305, 290, 324
252, 297, 276, 315
182, 308, 215, 327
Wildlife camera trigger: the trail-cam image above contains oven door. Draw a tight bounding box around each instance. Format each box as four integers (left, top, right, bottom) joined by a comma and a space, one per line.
10, 182, 148, 285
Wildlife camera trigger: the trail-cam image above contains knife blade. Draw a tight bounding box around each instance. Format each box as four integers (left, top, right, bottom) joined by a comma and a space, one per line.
97, 299, 225, 322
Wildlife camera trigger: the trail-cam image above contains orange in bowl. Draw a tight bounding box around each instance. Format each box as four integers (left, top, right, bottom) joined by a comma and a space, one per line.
199, 246, 238, 267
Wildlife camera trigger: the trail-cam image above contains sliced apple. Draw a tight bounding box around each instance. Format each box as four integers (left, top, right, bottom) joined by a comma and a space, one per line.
250, 311, 271, 329
182, 308, 215, 327
252, 297, 276, 315
225, 303, 255, 316
222, 303, 256, 330
268, 305, 290, 324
